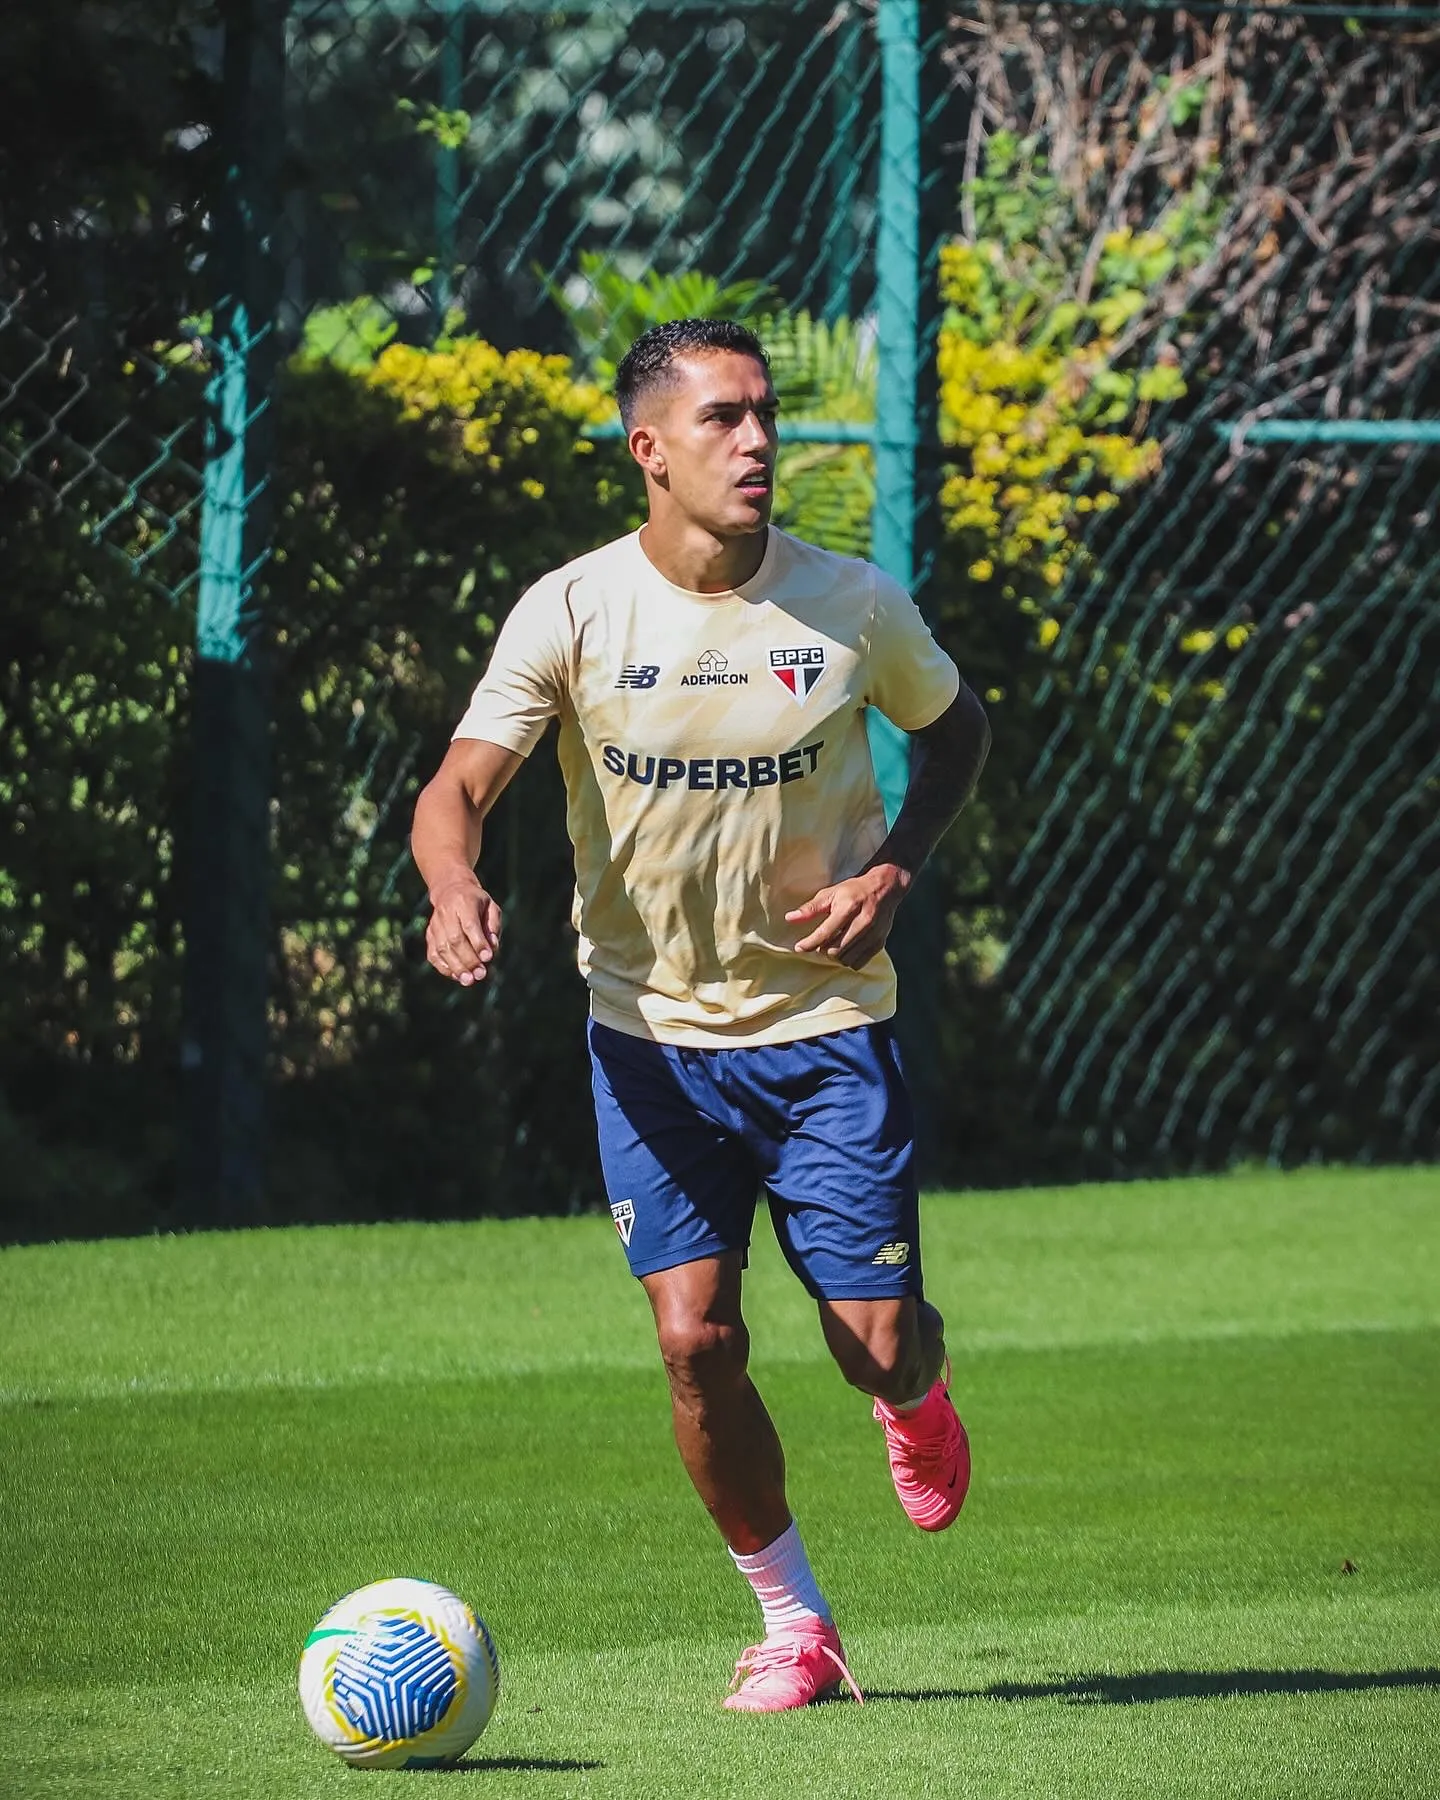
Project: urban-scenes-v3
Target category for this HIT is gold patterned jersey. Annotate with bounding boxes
[453,527,960,1046]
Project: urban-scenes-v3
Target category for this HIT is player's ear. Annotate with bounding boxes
[629,423,666,482]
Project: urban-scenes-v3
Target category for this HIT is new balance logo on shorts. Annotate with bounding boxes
[615,664,660,689]
[872,1241,910,1266]
[610,1199,637,1246]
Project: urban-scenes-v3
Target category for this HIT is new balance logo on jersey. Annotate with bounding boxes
[611,1199,636,1246]
[616,664,660,690]
[872,1241,910,1267]
[770,645,826,700]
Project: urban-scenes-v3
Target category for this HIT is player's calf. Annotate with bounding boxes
[819,1293,943,1404]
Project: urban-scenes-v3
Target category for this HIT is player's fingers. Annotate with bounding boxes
[784,891,833,924]
[793,913,841,953]
[795,895,860,954]
[439,947,484,986]
[426,916,487,985]
[442,921,484,972]
[455,904,495,966]
[837,891,904,965]
[835,902,877,954]
[480,895,504,954]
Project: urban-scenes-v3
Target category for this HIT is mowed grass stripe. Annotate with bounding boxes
[9,1331,1438,1670]
[2,1169,1437,1401]
[3,1170,1438,1798]
[8,1654,1437,1800]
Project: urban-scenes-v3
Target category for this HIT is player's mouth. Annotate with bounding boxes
[736,467,772,498]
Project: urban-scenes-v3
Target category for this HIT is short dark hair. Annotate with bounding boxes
[614,318,770,431]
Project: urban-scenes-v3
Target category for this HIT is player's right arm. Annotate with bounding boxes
[413,570,571,983]
[412,738,524,986]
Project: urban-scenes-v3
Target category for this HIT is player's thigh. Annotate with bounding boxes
[763,1022,923,1301]
[588,1020,758,1280]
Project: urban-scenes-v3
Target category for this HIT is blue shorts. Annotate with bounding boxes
[587,1018,923,1300]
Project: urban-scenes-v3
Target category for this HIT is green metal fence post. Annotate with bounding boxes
[870,0,941,813]
[872,0,925,609]
[181,0,283,1226]
[823,9,864,325]
[870,0,944,1176]
[434,0,463,328]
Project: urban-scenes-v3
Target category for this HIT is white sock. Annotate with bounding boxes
[729,1519,832,1636]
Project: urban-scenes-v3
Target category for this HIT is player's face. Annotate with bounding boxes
[648,352,779,535]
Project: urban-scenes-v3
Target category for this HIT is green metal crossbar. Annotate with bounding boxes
[297,0,782,12]
[582,420,875,444]
[1215,420,1440,445]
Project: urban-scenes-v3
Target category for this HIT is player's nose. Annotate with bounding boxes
[738,408,773,451]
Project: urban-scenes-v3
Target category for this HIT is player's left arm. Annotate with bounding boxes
[787,682,991,968]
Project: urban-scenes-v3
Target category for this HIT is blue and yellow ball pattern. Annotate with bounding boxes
[299,1578,499,1768]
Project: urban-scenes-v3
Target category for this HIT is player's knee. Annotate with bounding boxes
[656,1314,750,1396]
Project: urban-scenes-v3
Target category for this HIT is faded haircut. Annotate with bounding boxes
[614,318,771,431]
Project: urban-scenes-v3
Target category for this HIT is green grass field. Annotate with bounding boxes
[4,1168,1438,1799]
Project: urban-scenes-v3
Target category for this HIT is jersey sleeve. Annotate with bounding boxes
[451,576,572,755]
[863,569,961,731]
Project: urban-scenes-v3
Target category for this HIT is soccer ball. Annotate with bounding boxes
[298,1577,499,1768]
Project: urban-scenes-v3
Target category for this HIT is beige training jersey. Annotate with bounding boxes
[453,527,960,1047]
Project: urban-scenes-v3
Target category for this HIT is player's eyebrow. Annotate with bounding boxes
[697,395,781,413]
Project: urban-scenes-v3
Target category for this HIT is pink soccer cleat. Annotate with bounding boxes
[722,1619,863,1713]
[873,1362,971,1532]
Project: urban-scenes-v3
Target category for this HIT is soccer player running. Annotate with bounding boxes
[411,319,991,1712]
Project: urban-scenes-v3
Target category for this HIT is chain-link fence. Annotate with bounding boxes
[2,0,1437,1236]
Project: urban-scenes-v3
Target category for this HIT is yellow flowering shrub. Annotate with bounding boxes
[938,239,1172,591]
[267,326,640,1116]
[935,127,1215,608]
[365,340,612,476]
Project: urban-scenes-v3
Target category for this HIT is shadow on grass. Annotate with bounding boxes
[867,1668,1440,1707]
[413,1757,604,1773]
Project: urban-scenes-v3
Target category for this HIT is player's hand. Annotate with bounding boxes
[786,865,911,969]
[426,874,503,986]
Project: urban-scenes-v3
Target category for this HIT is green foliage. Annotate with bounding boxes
[0,0,216,317]
[940,128,1220,598]
[762,310,876,559]
[916,131,1224,1176]
[263,335,640,1221]
[1,331,642,1236]
[0,488,194,1242]
[395,96,473,153]
[546,251,776,387]
[0,434,194,1037]
[297,298,399,373]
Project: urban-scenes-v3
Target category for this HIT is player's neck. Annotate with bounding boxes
[639,517,769,594]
